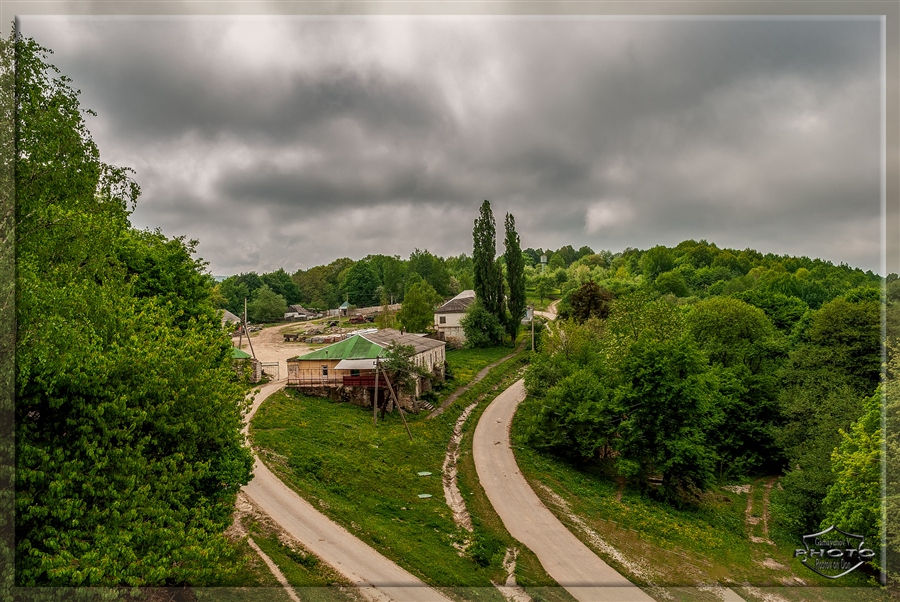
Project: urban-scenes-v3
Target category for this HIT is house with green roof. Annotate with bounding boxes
[286,329,445,410]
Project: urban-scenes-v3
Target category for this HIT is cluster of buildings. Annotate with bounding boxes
[287,328,446,411]
[229,288,529,411]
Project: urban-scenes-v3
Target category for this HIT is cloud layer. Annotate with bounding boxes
[19,15,886,274]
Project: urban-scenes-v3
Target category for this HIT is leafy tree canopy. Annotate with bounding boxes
[397,280,442,333]
[461,302,506,348]
[14,35,252,587]
[248,283,288,322]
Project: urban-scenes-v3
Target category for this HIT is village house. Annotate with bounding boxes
[433,290,476,346]
[283,304,317,321]
[286,328,446,411]
[219,308,242,329]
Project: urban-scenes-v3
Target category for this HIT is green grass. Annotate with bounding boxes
[249,345,533,599]
[192,537,295,602]
[509,397,887,600]
[443,346,515,385]
[525,289,560,312]
[247,527,363,601]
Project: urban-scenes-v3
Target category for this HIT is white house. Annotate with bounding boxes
[434,290,476,346]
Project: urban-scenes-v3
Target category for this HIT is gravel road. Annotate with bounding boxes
[473,378,655,602]
[241,351,451,602]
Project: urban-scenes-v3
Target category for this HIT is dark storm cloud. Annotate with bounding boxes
[17,15,887,275]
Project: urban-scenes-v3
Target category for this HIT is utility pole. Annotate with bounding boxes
[531,305,535,352]
[374,357,380,426]
[382,370,413,441]
[244,297,256,359]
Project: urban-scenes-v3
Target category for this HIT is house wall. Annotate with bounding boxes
[287,359,342,387]
[434,312,466,345]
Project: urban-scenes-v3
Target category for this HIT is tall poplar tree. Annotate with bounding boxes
[504,212,526,340]
[469,200,506,345]
[473,200,500,316]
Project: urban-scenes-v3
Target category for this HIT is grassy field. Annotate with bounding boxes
[249,343,552,600]
[525,288,560,312]
[509,396,889,602]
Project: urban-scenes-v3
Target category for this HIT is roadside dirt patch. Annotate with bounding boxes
[757,558,787,571]
[493,548,532,602]
[534,483,665,592]
[442,400,480,533]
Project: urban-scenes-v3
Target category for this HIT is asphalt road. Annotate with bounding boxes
[242,380,452,602]
[473,378,655,602]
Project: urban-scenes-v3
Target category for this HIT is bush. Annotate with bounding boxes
[461,302,506,347]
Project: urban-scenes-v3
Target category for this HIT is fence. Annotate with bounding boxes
[260,362,279,380]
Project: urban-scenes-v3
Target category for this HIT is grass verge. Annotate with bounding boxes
[510,395,888,601]
[249,343,532,600]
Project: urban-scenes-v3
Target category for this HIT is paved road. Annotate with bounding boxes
[242,381,451,602]
[473,379,654,602]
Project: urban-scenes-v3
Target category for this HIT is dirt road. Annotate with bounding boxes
[242,345,452,602]
[473,379,654,602]
[234,323,314,380]
[533,299,559,322]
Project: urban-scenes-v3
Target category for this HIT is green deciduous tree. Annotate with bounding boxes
[776,292,882,534]
[639,245,675,282]
[248,283,288,322]
[612,333,721,503]
[261,268,302,305]
[461,302,506,348]
[408,249,450,298]
[687,297,787,477]
[503,213,526,340]
[821,387,883,569]
[343,260,380,307]
[397,280,442,333]
[14,35,252,587]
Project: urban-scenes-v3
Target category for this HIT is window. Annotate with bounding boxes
[350,369,360,377]
[439,316,446,324]
[322,365,329,377]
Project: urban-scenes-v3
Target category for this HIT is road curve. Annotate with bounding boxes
[242,381,451,602]
[473,379,654,602]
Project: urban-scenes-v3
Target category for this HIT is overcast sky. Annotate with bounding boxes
[18,15,887,275]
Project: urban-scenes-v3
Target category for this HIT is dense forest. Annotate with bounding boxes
[513,239,890,573]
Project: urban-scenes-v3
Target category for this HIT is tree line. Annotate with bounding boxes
[214,239,585,325]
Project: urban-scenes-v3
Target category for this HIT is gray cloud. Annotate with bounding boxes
[18,15,888,275]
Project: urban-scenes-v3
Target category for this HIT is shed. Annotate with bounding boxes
[231,346,261,382]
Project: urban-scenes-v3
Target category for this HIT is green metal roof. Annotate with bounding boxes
[231,347,252,359]
[293,335,384,361]
[339,301,351,309]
